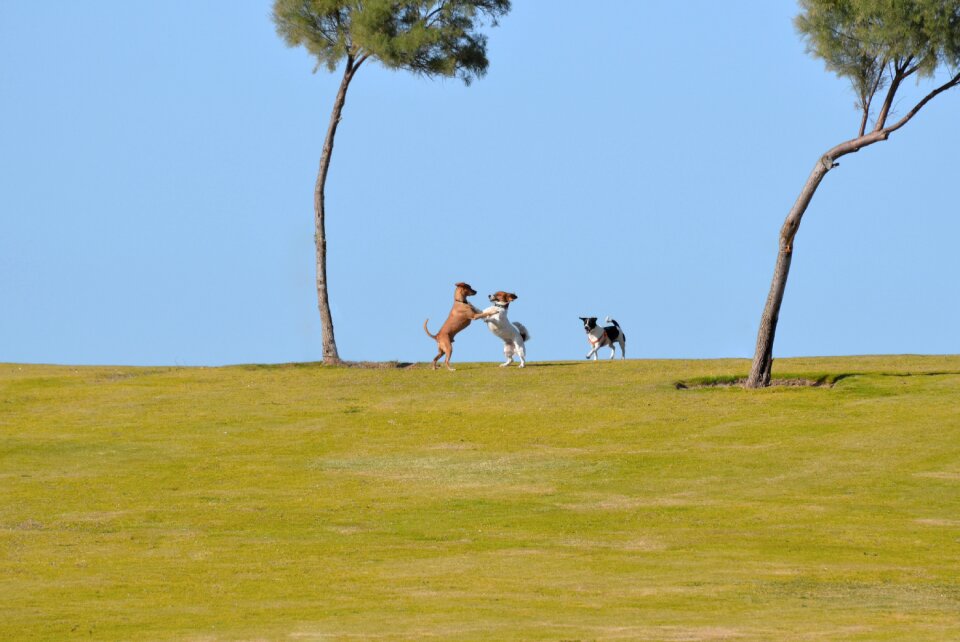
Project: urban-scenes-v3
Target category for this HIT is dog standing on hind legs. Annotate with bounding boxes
[481,291,530,367]
[580,316,626,360]
[424,282,496,371]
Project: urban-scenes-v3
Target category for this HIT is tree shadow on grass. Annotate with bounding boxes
[675,374,845,390]
[675,370,960,390]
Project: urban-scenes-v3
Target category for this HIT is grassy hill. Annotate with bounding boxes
[3,356,960,640]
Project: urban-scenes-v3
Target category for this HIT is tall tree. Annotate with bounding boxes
[273,0,510,364]
[747,0,960,388]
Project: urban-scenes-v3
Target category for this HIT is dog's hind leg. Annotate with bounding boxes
[516,343,526,368]
[442,341,456,371]
[500,344,514,367]
[433,337,454,370]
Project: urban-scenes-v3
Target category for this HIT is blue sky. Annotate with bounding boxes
[2,1,958,366]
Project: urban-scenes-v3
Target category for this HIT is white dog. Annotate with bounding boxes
[482,291,530,367]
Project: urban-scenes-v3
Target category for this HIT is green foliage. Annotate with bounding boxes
[796,0,960,114]
[273,0,510,82]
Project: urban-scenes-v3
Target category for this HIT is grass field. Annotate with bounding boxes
[3,356,960,641]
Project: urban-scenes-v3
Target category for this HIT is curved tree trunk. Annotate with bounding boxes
[748,246,793,388]
[314,56,363,364]
[745,157,833,388]
[746,131,888,388]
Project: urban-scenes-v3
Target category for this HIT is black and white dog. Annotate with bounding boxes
[482,291,530,367]
[579,316,626,360]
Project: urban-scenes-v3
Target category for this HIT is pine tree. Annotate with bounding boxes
[273,0,510,363]
[747,0,960,388]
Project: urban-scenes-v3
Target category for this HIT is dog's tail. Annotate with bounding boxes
[423,319,438,340]
[513,322,530,342]
[605,317,625,341]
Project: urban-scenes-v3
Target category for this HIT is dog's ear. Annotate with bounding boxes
[509,293,518,300]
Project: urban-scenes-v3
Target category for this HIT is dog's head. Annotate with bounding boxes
[454,282,477,299]
[488,291,518,307]
[579,317,599,332]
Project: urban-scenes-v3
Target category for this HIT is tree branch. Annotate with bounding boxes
[826,69,960,161]
[425,1,448,21]
[882,71,960,135]
[873,57,915,131]
[424,1,450,29]
[857,106,869,138]
[858,59,887,137]
[825,129,887,162]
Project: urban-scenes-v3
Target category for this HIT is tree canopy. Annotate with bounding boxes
[796,0,960,133]
[273,0,511,82]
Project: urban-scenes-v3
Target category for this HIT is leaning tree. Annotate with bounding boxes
[273,0,510,364]
[747,0,960,388]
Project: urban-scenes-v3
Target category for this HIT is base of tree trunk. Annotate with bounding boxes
[744,364,772,389]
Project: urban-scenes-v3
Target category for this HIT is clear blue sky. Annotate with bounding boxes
[2,1,958,366]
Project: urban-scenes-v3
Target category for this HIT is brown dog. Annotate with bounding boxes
[423,282,495,371]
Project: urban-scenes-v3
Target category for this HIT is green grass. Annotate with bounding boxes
[2,356,960,640]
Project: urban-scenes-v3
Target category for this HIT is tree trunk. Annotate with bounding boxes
[314,57,362,365]
[745,157,833,388]
[745,122,910,387]
[748,247,793,388]
[746,130,890,388]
